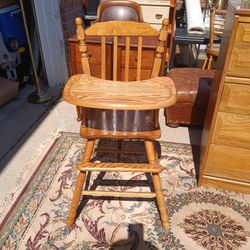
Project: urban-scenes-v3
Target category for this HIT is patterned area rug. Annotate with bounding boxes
[0,132,249,250]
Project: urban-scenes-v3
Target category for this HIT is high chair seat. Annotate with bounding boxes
[64,74,176,140]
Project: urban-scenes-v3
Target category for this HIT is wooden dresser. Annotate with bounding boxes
[131,0,172,30]
[131,0,176,63]
[199,0,250,194]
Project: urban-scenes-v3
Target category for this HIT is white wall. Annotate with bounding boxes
[33,0,68,86]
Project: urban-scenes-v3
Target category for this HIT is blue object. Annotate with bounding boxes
[0,4,26,47]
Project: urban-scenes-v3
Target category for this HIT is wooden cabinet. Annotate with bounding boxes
[199,0,250,194]
[227,22,250,77]
[131,0,176,63]
[131,0,171,30]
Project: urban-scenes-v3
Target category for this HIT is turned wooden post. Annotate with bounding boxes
[75,17,90,122]
[145,140,169,229]
[151,18,169,78]
[67,139,95,226]
[75,17,91,75]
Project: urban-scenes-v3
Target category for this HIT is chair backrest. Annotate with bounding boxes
[75,18,169,81]
[96,0,144,22]
[209,8,226,50]
[210,0,228,10]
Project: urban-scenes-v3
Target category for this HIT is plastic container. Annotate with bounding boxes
[0,4,26,47]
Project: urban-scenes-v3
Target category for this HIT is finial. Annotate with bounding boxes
[162,18,169,26]
[75,17,83,26]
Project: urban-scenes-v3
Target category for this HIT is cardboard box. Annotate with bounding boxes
[0,77,19,107]
[0,0,17,8]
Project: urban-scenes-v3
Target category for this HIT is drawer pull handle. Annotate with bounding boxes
[155,14,163,19]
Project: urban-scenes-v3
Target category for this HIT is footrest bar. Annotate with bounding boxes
[77,162,162,173]
[82,190,156,198]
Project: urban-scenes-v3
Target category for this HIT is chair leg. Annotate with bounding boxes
[145,140,169,229]
[202,55,208,70]
[207,55,213,69]
[66,139,95,226]
[152,173,169,229]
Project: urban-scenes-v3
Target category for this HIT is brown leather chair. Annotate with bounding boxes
[96,0,144,22]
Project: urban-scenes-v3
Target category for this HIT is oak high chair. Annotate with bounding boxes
[63,17,176,229]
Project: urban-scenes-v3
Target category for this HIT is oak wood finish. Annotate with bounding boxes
[136,36,143,80]
[204,144,250,183]
[225,76,250,85]
[63,74,176,110]
[69,36,164,80]
[64,18,176,229]
[77,162,162,173]
[125,36,131,81]
[145,140,169,228]
[199,0,250,194]
[85,20,159,37]
[202,9,226,70]
[81,190,156,198]
[212,112,250,149]
[220,82,250,115]
[66,139,95,226]
[101,36,106,79]
[227,22,250,77]
[80,126,161,140]
[200,176,250,194]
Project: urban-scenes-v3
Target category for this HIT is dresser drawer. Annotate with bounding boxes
[228,22,250,78]
[205,144,250,183]
[212,112,250,149]
[121,48,154,69]
[220,83,250,115]
[141,5,169,24]
[74,43,112,79]
[76,44,101,65]
[121,68,151,81]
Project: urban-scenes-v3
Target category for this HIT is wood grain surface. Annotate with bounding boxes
[212,111,250,149]
[220,83,250,115]
[205,144,250,183]
[85,20,159,37]
[63,74,176,110]
[199,2,250,193]
[228,22,250,78]
[77,162,162,173]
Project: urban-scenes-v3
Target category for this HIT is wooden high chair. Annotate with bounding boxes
[63,18,176,229]
[202,8,226,69]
